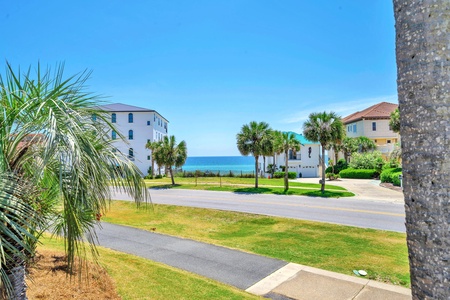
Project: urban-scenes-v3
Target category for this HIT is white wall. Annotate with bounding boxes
[265,144,320,178]
[109,111,168,175]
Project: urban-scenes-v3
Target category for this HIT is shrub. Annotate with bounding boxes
[380,168,403,185]
[326,158,348,174]
[155,174,163,179]
[349,151,385,173]
[273,172,297,179]
[339,168,377,179]
[326,172,340,180]
[391,171,403,186]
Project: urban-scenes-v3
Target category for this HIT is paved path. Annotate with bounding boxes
[96,222,411,299]
[97,222,287,289]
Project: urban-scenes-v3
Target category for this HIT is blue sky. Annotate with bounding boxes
[2,1,397,156]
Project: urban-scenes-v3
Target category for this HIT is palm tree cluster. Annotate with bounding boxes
[0,63,149,299]
[145,135,187,185]
[236,122,302,191]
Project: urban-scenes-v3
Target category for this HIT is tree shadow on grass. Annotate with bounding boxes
[302,190,354,198]
[233,187,272,194]
[149,184,181,190]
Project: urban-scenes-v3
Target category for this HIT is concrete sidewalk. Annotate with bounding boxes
[248,263,411,300]
[97,223,411,299]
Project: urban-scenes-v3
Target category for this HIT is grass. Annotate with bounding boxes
[144,177,354,197]
[104,201,410,287]
[36,236,261,300]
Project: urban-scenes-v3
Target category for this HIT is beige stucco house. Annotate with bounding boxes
[342,102,400,158]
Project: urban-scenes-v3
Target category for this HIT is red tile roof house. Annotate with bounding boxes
[341,102,400,158]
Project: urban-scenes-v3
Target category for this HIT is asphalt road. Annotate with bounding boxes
[110,188,406,232]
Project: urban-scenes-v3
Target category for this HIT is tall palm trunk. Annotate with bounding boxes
[284,149,289,191]
[169,166,175,185]
[320,144,325,193]
[254,156,259,188]
[394,1,450,299]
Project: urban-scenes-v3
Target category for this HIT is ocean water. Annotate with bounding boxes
[182,156,255,174]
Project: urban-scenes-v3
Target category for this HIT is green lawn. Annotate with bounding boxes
[38,236,260,300]
[104,201,410,287]
[144,177,354,197]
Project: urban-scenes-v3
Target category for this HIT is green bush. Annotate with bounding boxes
[391,171,402,186]
[273,171,297,179]
[155,174,163,179]
[326,172,340,180]
[381,168,403,186]
[326,158,348,174]
[349,151,385,173]
[339,168,377,179]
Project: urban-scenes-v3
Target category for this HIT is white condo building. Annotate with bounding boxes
[98,103,169,176]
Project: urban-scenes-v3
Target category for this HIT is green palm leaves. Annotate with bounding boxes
[146,136,187,185]
[0,63,148,298]
[236,121,272,188]
[303,112,344,193]
[274,132,301,191]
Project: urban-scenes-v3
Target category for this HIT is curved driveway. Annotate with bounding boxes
[110,185,406,232]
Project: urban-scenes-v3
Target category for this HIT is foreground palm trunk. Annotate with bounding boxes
[394,1,450,299]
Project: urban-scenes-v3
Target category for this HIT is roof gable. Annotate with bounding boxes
[98,103,154,112]
[342,102,398,124]
[97,103,169,122]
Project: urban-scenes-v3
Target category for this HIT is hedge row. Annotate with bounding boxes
[339,168,378,179]
[380,168,403,186]
[273,171,297,179]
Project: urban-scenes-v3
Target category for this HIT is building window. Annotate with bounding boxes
[92,114,97,122]
[112,130,117,140]
[353,124,357,133]
[387,140,392,144]
[147,155,151,160]
[128,148,134,159]
[128,113,133,123]
[147,121,151,125]
[372,122,377,131]
[289,150,297,160]
[111,113,116,123]
[128,130,133,140]
[347,126,351,132]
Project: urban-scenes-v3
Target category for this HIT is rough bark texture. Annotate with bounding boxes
[393,1,450,299]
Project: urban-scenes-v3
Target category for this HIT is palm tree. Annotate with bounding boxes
[394,1,449,298]
[0,63,148,299]
[355,136,377,153]
[303,112,344,193]
[260,132,275,178]
[274,132,301,191]
[159,135,187,185]
[145,140,162,178]
[389,108,400,133]
[236,121,271,188]
[341,137,358,163]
